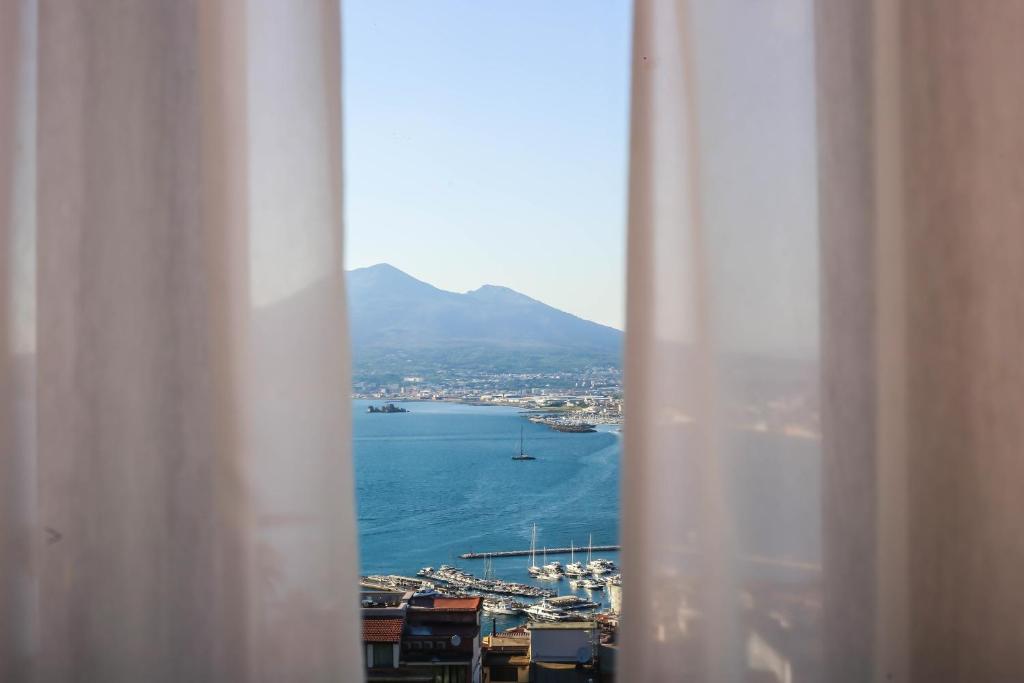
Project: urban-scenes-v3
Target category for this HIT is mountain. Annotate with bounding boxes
[347,263,622,379]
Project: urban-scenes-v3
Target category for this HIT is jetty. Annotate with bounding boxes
[418,565,555,599]
[460,545,620,559]
[361,574,434,592]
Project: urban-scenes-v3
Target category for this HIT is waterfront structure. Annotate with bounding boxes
[405,594,484,683]
[360,591,484,683]
[361,591,411,677]
[417,565,554,599]
[529,621,601,682]
[482,628,531,683]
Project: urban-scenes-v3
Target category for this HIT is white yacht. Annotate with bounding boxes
[483,598,520,616]
[542,560,564,575]
[545,595,601,613]
[581,578,605,591]
[523,603,573,622]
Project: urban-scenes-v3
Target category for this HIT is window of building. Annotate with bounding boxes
[430,666,468,683]
[490,666,519,682]
[370,643,393,668]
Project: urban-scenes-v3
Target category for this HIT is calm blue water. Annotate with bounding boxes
[353,399,821,631]
[354,400,621,574]
[354,400,622,631]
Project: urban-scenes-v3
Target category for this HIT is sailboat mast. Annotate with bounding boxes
[520,426,524,456]
[588,533,593,564]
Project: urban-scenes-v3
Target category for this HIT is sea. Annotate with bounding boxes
[353,399,621,631]
[353,398,822,632]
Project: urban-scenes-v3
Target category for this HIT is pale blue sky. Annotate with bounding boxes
[341,1,633,330]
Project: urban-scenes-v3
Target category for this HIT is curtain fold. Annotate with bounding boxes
[1,1,38,680]
[624,0,1024,681]
[8,1,1024,681]
[1,1,361,681]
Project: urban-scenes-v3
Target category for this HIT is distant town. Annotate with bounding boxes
[354,361,821,439]
[354,366,625,428]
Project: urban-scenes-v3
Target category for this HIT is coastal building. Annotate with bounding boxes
[361,591,411,678]
[482,626,531,682]
[404,594,484,683]
[529,621,600,683]
[360,591,484,682]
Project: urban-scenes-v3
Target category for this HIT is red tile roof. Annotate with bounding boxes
[363,617,404,643]
[431,597,482,611]
[499,626,530,638]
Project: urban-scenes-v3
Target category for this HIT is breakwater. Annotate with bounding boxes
[460,545,621,559]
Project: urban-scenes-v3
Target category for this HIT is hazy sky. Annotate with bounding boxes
[341,0,633,330]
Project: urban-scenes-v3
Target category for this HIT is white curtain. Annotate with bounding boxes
[7,1,1024,682]
[0,1,361,681]
[623,0,1024,682]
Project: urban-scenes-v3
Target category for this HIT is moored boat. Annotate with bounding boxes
[523,603,574,622]
[483,598,521,616]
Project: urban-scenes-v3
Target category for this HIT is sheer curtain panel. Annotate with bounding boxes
[0,1,362,681]
[623,0,1024,681]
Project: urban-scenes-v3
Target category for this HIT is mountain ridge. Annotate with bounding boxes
[347,263,622,379]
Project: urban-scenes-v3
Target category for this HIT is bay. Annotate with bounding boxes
[354,399,622,580]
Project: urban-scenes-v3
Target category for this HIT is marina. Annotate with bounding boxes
[362,567,618,625]
[417,565,556,599]
[361,558,621,626]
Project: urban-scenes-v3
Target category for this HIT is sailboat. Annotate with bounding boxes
[586,532,616,574]
[565,539,587,577]
[527,524,541,576]
[511,426,536,460]
[537,547,563,580]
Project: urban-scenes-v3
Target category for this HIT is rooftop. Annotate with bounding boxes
[426,597,483,611]
[363,617,405,643]
[500,626,531,638]
[529,621,597,631]
[361,591,412,608]
[484,635,530,656]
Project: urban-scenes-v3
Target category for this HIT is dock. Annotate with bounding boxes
[418,567,555,598]
[361,575,433,592]
[460,545,621,559]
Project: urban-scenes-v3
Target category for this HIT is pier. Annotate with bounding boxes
[418,566,555,598]
[460,545,621,559]
[361,575,433,592]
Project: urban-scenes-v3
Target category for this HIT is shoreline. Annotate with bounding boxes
[353,395,624,429]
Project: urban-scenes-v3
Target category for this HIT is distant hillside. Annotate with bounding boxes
[347,263,622,379]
